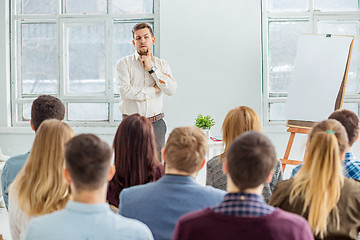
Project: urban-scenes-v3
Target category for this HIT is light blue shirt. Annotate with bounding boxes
[1,151,29,210]
[24,201,154,240]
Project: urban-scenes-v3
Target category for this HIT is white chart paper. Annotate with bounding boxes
[285,34,353,122]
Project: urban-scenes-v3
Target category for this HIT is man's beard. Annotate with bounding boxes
[137,48,149,56]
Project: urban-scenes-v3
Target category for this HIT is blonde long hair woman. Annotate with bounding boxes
[206,106,283,202]
[270,119,360,239]
[8,119,74,240]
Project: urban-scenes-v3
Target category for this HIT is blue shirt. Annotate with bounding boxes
[213,192,275,217]
[1,151,29,210]
[23,201,154,240]
[291,152,360,181]
[119,174,226,240]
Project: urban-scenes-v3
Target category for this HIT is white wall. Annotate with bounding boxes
[2,0,353,178]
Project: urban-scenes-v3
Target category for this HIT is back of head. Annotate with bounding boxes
[132,22,154,38]
[31,95,65,131]
[227,131,276,191]
[222,106,262,156]
[165,126,207,174]
[328,109,359,147]
[111,114,158,188]
[14,119,74,215]
[65,134,112,191]
[291,119,348,237]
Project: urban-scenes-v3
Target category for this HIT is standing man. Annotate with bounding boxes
[116,23,177,159]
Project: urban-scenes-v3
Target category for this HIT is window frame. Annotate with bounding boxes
[262,0,360,127]
[10,0,160,127]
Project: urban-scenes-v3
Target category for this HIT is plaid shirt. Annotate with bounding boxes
[291,152,360,181]
[212,193,275,217]
[343,152,360,181]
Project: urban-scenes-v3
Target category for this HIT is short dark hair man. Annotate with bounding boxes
[116,22,177,160]
[24,134,154,240]
[173,132,313,240]
[1,95,65,210]
[292,109,360,180]
[119,127,225,240]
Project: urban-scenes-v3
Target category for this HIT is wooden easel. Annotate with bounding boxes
[280,127,311,172]
[281,34,354,173]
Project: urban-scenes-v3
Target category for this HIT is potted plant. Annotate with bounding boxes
[194,114,215,140]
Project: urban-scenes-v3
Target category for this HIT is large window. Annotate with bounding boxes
[262,0,360,125]
[11,0,159,127]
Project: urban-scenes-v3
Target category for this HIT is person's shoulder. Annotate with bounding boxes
[116,54,136,65]
[180,208,212,221]
[121,180,159,198]
[4,152,29,168]
[111,214,153,238]
[342,177,360,194]
[199,185,227,198]
[207,155,221,167]
[26,208,66,232]
[2,152,29,180]
[272,208,307,224]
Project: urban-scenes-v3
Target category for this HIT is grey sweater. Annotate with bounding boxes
[206,155,283,202]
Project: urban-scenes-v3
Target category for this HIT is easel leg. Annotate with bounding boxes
[282,132,295,172]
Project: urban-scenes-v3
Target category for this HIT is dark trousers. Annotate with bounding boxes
[152,119,166,162]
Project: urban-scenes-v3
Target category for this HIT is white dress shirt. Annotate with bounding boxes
[117,52,177,118]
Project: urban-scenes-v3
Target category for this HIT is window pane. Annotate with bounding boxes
[22,23,57,95]
[268,0,308,11]
[113,102,122,120]
[269,103,286,121]
[113,0,153,14]
[268,21,310,94]
[315,0,358,11]
[20,103,32,121]
[68,103,108,120]
[113,22,154,94]
[66,0,107,14]
[317,21,359,94]
[67,24,105,93]
[342,102,358,114]
[22,0,57,14]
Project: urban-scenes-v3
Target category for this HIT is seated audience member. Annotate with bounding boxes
[8,120,74,240]
[173,132,313,240]
[270,120,360,239]
[292,109,360,180]
[107,114,163,208]
[119,127,226,240]
[206,106,282,202]
[24,134,154,240]
[1,95,65,210]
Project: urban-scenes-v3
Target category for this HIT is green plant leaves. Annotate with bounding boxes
[194,114,215,130]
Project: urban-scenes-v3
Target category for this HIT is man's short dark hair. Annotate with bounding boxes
[227,131,277,191]
[132,22,154,38]
[31,95,65,131]
[65,134,112,191]
[328,109,360,147]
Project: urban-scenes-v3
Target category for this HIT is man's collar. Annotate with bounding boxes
[133,51,155,62]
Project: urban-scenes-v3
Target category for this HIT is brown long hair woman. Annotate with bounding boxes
[270,119,360,239]
[206,106,283,202]
[107,114,163,207]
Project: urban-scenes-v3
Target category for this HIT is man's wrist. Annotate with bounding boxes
[148,66,157,74]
